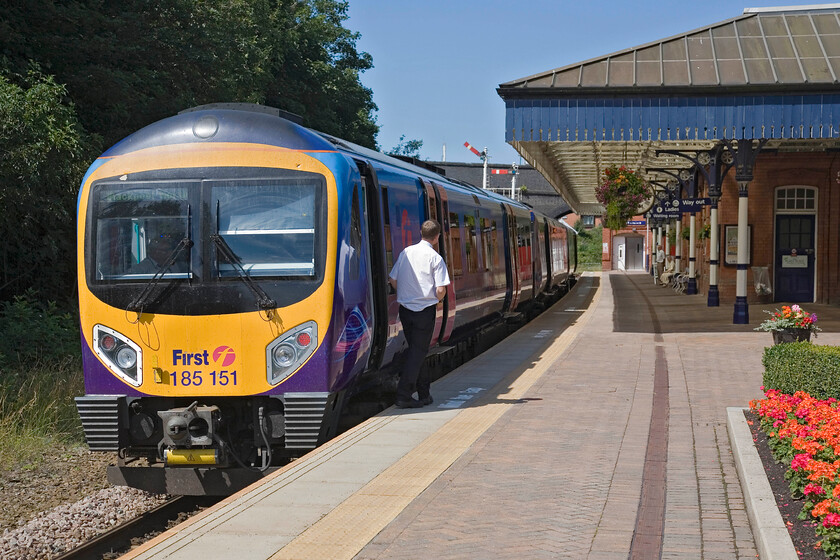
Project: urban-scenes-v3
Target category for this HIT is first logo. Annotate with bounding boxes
[213,346,236,367]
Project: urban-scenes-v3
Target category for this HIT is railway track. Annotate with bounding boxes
[54,495,220,560]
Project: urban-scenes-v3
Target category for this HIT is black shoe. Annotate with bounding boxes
[395,398,423,409]
[419,395,434,406]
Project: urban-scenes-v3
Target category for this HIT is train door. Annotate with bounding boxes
[543,220,553,289]
[354,161,388,372]
[502,204,520,312]
[533,214,547,293]
[422,180,456,344]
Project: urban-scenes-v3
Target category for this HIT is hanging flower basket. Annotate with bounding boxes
[595,165,651,231]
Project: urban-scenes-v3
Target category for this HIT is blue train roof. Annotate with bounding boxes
[101,103,336,157]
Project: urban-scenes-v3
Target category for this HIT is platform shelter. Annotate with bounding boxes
[497,4,840,323]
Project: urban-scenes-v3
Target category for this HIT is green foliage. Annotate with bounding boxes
[0,72,95,304]
[0,293,84,468]
[388,135,424,158]
[817,525,840,559]
[762,342,840,399]
[573,221,603,270]
[0,0,378,149]
[0,291,81,371]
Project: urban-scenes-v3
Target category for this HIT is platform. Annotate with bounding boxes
[120,272,840,560]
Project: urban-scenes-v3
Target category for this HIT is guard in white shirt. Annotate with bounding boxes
[388,220,450,408]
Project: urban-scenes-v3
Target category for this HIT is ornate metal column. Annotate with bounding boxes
[721,139,767,324]
[704,145,734,307]
[684,173,699,295]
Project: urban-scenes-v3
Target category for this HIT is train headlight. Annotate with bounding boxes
[93,325,142,387]
[272,344,296,368]
[116,347,137,369]
[266,321,317,386]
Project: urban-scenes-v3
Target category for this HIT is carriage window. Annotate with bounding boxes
[465,214,479,273]
[212,179,321,278]
[482,218,496,271]
[93,185,192,281]
[382,186,394,272]
[448,212,463,278]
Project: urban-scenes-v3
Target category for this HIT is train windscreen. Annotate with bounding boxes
[212,181,316,278]
[93,184,193,281]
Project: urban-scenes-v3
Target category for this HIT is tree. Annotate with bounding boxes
[0,72,94,304]
[388,135,424,158]
[0,0,378,149]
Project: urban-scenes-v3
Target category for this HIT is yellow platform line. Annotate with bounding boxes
[270,278,600,560]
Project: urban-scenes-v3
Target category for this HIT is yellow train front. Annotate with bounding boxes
[75,105,354,494]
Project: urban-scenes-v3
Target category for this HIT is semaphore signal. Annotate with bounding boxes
[464,141,489,189]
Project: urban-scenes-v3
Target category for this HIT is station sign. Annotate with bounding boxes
[679,198,711,213]
[650,199,680,219]
[626,220,646,226]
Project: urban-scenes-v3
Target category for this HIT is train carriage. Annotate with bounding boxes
[75,104,576,495]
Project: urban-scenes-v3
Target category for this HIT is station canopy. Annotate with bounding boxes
[497,4,840,215]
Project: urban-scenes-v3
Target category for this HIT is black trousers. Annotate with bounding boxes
[397,304,436,401]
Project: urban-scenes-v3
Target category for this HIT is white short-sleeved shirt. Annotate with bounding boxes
[389,240,451,312]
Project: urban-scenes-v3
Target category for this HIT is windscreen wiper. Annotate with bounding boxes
[210,234,276,313]
[127,237,194,314]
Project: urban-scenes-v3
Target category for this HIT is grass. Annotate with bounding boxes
[0,359,85,471]
[577,261,603,272]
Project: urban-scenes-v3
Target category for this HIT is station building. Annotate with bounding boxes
[497,4,840,322]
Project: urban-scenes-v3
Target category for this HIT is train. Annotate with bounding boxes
[75,103,577,495]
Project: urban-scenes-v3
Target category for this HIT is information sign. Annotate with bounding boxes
[679,198,711,213]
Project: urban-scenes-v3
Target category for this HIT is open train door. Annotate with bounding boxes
[502,202,521,312]
[422,179,455,344]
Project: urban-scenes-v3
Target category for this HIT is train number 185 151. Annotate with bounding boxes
[171,370,238,386]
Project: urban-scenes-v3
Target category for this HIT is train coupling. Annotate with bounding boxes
[158,401,219,447]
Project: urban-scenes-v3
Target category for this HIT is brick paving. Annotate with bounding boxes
[356,271,840,559]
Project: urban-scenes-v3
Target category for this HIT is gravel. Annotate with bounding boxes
[0,445,168,559]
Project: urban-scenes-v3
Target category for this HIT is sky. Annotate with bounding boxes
[346,0,821,165]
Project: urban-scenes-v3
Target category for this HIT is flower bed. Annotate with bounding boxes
[751,389,840,557]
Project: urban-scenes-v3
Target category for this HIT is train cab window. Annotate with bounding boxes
[92,184,192,281]
[448,211,463,278]
[211,179,322,278]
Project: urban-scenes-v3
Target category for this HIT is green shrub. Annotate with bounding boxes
[762,342,840,399]
[0,291,80,371]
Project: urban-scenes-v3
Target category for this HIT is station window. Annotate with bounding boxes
[776,187,816,212]
[582,215,596,228]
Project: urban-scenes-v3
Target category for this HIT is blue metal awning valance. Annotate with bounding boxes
[505,94,840,143]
